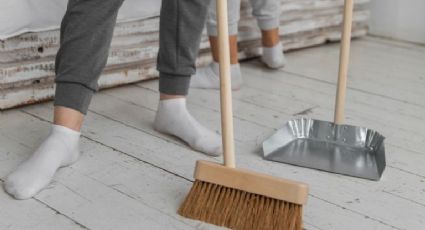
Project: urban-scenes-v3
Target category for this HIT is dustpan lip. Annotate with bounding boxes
[263,117,386,150]
[287,117,384,136]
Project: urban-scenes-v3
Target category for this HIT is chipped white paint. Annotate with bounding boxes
[0,0,371,110]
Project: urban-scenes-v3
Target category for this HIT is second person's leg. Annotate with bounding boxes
[155,0,222,156]
[250,0,286,68]
[190,0,243,90]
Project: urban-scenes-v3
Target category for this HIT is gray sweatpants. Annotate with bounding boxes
[206,0,280,36]
[54,0,210,114]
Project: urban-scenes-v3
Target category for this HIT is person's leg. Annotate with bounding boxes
[250,0,286,68]
[209,35,239,65]
[4,0,124,200]
[155,0,222,156]
[190,0,243,90]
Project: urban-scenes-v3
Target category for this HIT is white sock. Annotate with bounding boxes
[190,62,242,90]
[4,125,80,200]
[154,98,222,156]
[261,42,286,69]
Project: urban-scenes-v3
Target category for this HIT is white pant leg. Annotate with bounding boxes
[249,0,280,30]
[206,0,241,36]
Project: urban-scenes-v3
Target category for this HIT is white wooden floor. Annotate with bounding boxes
[1,36,425,230]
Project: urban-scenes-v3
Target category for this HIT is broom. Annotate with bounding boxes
[178,0,309,229]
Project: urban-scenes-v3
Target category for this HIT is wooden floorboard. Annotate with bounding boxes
[0,181,87,230]
[0,111,220,230]
[1,37,424,229]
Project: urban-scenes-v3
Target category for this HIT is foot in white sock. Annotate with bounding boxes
[190,62,242,90]
[154,98,222,156]
[4,125,80,200]
[261,42,286,69]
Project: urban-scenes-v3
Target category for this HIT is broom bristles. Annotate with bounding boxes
[179,180,303,230]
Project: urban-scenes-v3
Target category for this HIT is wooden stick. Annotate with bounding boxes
[217,0,235,168]
[334,0,354,124]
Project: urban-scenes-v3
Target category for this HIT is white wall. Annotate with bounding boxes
[368,0,425,44]
[0,0,161,40]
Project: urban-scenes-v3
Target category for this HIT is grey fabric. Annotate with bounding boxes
[206,0,280,36]
[157,0,211,95]
[54,0,210,114]
[54,0,125,114]
[54,82,94,114]
[207,0,241,36]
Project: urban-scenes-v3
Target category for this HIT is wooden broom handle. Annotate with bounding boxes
[334,0,354,124]
[217,0,236,168]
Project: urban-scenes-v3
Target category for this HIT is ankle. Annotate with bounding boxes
[155,98,187,125]
[50,125,81,165]
[210,35,239,64]
[160,94,186,101]
[261,28,280,48]
[157,97,186,110]
[53,106,84,132]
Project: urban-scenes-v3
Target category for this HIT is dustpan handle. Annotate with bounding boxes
[334,0,354,124]
[217,0,236,168]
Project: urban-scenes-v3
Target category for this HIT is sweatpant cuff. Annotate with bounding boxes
[258,18,280,31]
[159,72,191,95]
[54,82,95,115]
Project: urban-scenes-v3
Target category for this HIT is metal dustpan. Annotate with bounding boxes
[263,118,386,180]
[262,0,386,181]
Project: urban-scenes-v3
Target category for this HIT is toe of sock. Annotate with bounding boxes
[192,134,223,157]
[12,187,37,200]
[4,178,17,197]
[200,140,222,157]
[4,176,36,200]
[210,145,223,157]
[194,142,222,157]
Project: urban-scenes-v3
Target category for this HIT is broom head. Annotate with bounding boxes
[178,161,309,230]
